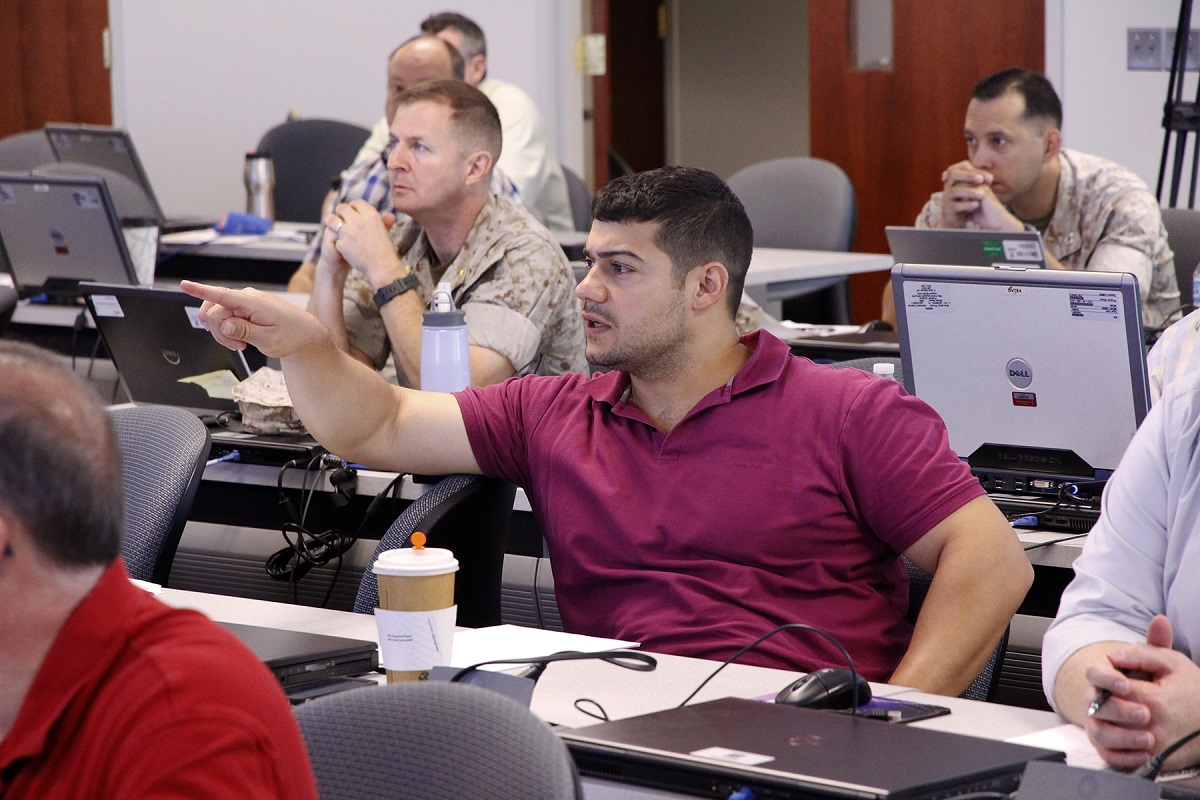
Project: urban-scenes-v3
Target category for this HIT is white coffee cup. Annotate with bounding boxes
[371,538,458,681]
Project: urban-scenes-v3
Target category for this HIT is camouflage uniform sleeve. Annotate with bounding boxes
[463,235,582,375]
[915,194,943,228]
[341,269,391,370]
[1087,189,1180,330]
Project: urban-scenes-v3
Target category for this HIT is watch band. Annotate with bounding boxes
[372,270,421,309]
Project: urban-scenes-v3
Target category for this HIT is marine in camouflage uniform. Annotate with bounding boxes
[917,149,1180,331]
[342,192,587,385]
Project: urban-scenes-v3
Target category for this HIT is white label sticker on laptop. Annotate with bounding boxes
[1001,239,1043,262]
[1069,290,1121,321]
[89,295,124,318]
[690,746,774,766]
[904,282,952,312]
[71,188,102,210]
[185,306,206,329]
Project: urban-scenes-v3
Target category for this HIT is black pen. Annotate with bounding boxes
[1086,688,1112,717]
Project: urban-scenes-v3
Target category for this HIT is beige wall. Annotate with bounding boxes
[666,0,809,179]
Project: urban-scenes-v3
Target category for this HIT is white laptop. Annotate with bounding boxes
[43,123,214,232]
[0,172,138,297]
[892,263,1149,499]
[886,226,1049,270]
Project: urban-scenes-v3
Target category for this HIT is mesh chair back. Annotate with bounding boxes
[256,118,371,222]
[904,557,1008,702]
[561,164,592,232]
[108,405,210,584]
[1161,207,1200,315]
[295,682,582,799]
[0,130,55,170]
[355,474,516,628]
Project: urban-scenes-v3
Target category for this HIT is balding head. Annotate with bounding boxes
[386,34,465,125]
[0,342,122,568]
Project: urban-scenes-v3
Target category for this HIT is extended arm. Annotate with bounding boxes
[182,281,480,475]
[890,495,1032,695]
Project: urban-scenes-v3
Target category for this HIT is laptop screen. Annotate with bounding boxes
[0,173,137,296]
[80,283,251,415]
[44,124,166,222]
[893,264,1149,488]
[886,227,1049,270]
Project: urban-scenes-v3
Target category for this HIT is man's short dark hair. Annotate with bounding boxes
[420,11,487,60]
[390,33,466,81]
[972,68,1062,129]
[592,166,754,316]
[0,342,122,567]
[396,79,502,166]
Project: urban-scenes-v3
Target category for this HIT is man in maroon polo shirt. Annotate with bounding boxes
[186,166,1032,696]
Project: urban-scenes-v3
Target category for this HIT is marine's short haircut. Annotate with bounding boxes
[972,67,1063,130]
[420,11,487,60]
[394,79,502,166]
[0,342,122,567]
[389,33,466,82]
[592,166,754,316]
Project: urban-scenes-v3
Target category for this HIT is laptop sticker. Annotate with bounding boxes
[89,295,124,318]
[71,188,102,210]
[1002,238,1043,261]
[904,282,952,312]
[690,747,774,767]
[185,306,205,329]
[178,370,240,401]
[1069,291,1121,321]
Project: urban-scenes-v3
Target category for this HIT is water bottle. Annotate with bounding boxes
[872,362,897,381]
[243,152,275,220]
[420,282,471,393]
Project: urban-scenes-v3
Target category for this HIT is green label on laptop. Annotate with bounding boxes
[981,240,1005,258]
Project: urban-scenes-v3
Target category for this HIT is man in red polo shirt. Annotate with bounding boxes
[186,166,1032,696]
[0,343,317,799]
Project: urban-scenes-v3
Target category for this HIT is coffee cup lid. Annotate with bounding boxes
[371,546,459,576]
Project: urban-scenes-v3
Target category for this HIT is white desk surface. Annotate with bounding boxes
[160,587,1067,799]
[744,248,893,287]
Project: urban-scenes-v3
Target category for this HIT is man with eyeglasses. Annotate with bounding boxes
[308,79,585,388]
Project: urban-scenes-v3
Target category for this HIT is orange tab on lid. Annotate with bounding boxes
[411,531,426,550]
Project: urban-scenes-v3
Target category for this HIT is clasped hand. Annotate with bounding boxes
[1084,615,1200,771]
[937,161,1021,231]
[321,200,404,287]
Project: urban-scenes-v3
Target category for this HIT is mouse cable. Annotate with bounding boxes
[1133,725,1200,780]
[676,623,860,713]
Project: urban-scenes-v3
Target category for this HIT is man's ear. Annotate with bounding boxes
[1043,127,1063,162]
[690,261,730,312]
[464,150,493,187]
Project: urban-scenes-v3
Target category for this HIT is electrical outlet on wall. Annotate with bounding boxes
[1128,27,1163,71]
[1164,29,1200,71]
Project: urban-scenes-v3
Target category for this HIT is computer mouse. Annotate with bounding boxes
[773,667,872,710]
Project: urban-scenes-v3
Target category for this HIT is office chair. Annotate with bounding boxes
[727,157,858,324]
[32,162,159,222]
[354,474,517,629]
[0,130,55,170]
[561,164,592,232]
[108,405,211,585]
[295,681,582,800]
[1161,206,1200,316]
[904,557,1009,702]
[255,118,371,223]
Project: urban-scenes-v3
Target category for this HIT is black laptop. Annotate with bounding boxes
[0,173,138,298]
[559,698,1064,799]
[44,123,215,232]
[80,282,322,466]
[219,621,378,689]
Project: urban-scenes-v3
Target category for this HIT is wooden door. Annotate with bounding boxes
[0,0,111,138]
[809,0,1044,322]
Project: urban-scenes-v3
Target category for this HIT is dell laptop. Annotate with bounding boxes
[44,123,214,232]
[559,698,1064,799]
[218,621,378,690]
[892,263,1149,510]
[886,227,1050,270]
[80,282,320,465]
[0,173,138,297]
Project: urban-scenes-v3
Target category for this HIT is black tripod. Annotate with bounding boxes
[1158,0,1200,208]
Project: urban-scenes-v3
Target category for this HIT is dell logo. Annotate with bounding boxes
[161,349,181,366]
[1006,358,1032,389]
